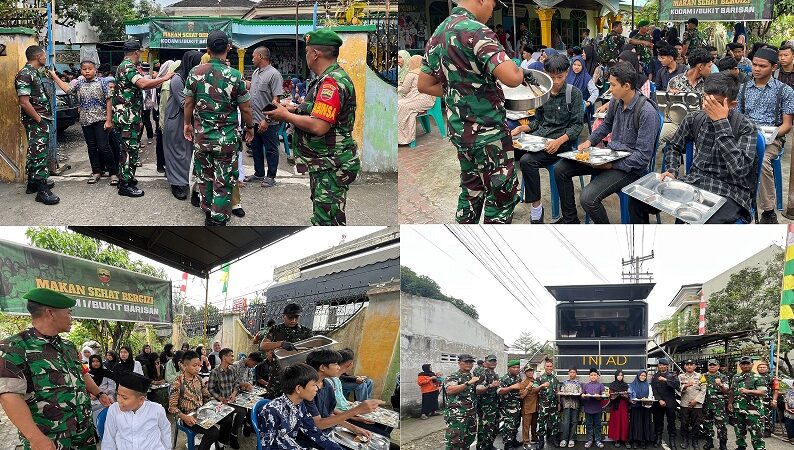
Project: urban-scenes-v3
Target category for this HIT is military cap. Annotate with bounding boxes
[508,359,520,367]
[708,359,719,366]
[116,370,152,395]
[304,29,343,47]
[458,354,475,362]
[477,359,484,365]
[123,39,142,52]
[486,354,497,362]
[637,20,650,28]
[23,288,76,309]
[683,359,696,364]
[657,358,670,365]
[523,365,533,373]
[739,356,753,364]
[207,30,230,53]
[283,303,302,316]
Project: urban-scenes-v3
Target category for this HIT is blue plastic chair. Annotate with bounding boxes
[251,398,271,450]
[277,122,292,158]
[409,97,446,148]
[170,386,197,450]
[96,406,109,441]
[774,143,785,211]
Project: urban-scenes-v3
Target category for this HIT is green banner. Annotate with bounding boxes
[659,0,772,21]
[150,19,232,49]
[0,239,172,324]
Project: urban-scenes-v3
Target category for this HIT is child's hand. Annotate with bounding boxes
[182,414,197,427]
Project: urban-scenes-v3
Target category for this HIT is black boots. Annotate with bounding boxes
[680,435,688,449]
[27,177,54,194]
[550,435,559,448]
[691,437,699,450]
[654,437,662,448]
[536,437,546,450]
[718,441,727,450]
[191,191,201,207]
[669,437,677,449]
[171,185,187,200]
[703,438,713,450]
[118,180,144,197]
[34,179,59,205]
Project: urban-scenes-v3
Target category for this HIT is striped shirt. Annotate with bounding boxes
[167,373,210,415]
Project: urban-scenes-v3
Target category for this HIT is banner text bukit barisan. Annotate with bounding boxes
[34,279,155,305]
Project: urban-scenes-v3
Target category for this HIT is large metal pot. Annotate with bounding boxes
[500,69,553,111]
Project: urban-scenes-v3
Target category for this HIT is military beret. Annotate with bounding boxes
[637,20,650,28]
[486,354,497,362]
[123,39,142,52]
[687,17,699,25]
[23,288,75,309]
[739,356,753,364]
[458,354,475,362]
[684,359,696,364]
[658,358,670,365]
[116,370,152,395]
[508,359,520,367]
[708,359,719,366]
[283,303,302,316]
[477,359,484,365]
[305,29,343,47]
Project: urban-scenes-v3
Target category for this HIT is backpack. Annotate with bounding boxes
[691,110,743,138]
[739,79,784,126]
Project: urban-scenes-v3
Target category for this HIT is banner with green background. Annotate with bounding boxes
[659,0,772,21]
[150,19,232,49]
[0,239,172,324]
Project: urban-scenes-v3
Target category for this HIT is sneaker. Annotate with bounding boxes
[596,443,604,448]
[570,442,576,448]
[561,441,568,448]
[261,176,275,188]
[760,210,779,224]
[243,174,264,182]
[420,414,428,420]
[585,442,593,449]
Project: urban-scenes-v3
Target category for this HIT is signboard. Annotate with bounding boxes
[557,354,648,373]
[659,0,772,22]
[0,239,172,324]
[149,19,232,49]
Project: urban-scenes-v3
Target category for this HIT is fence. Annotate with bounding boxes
[364,13,397,86]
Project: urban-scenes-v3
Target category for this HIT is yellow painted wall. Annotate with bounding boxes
[0,32,38,182]
[336,32,367,154]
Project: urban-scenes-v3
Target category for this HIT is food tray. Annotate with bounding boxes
[512,133,548,153]
[506,109,532,120]
[349,402,400,428]
[231,392,261,410]
[635,398,657,403]
[192,400,235,429]
[248,386,268,397]
[593,111,606,119]
[760,126,778,144]
[581,394,608,398]
[148,382,169,392]
[621,172,727,224]
[557,148,630,166]
[273,335,337,367]
[331,426,390,450]
[559,392,582,396]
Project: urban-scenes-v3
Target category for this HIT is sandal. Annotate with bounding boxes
[87,173,100,184]
[109,175,119,186]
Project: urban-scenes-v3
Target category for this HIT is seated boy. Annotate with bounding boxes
[259,363,343,450]
[102,371,171,450]
[208,348,254,447]
[512,54,584,224]
[333,349,392,437]
[629,72,758,223]
[338,348,374,401]
[555,62,660,223]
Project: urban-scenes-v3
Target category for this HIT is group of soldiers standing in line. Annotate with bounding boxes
[442,354,778,450]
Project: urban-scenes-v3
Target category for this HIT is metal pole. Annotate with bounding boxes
[512,0,516,58]
[296,0,300,77]
[631,0,635,31]
[46,2,57,174]
[203,274,209,347]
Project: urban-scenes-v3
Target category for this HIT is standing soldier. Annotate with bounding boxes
[678,359,706,450]
[628,21,654,77]
[729,356,767,450]
[184,30,254,226]
[756,361,776,437]
[703,359,729,450]
[534,358,562,449]
[476,354,501,450]
[681,18,706,58]
[598,22,627,68]
[15,46,59,205]
[0,288,113,450]
[418,0,538,224]
[498,360,524,450]
[112,39,174,197]
[257,303,312,397]
[443,354,480,450]
[264,29,359,226]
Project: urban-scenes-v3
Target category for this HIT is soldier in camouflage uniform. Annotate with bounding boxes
[534,359,561,449]
[183,30,254,226]
[0,288,113,450]
[112,39,174,197]
[476,354,501,450]
[419,0,539,224]
[628,21,654,75]
[15,45,59,205]
[729,356,767,450]
[756,361,775,437]
[499,360,524,450]
[598,22,627,67]
[258,303,313,397]
[265,29,359,226]
[703,359,729,450]
[443,354,480,450]
[682,18,706,58]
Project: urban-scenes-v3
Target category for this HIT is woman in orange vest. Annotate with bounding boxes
[417,363,442,419]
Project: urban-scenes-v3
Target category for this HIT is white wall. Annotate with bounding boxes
[54,21,100,44]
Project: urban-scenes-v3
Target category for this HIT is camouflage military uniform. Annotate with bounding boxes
[184,58,250,223]
[0,327,96,450]
[476,367,500,450]
[703,372,729,445]
[294,62,360,226]
[499,372,523,445]
[112,58,144,183]
[598,31,627,67]
[444,370,477,450]
[758,372,774,435]
[263,322,312,397]
[535,372,562,439]
[633,33,653,72]
[15,63,52,182]
[422,6,519,224]
[682,29,706,54]
[730,371,767,450]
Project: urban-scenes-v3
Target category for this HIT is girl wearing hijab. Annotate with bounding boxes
[114,345,144,376]
[89,354,117,422]
[104,350,119,371]
[165,350,184,383]
[82,346,94,364]
[398,50,411,97]
[629,370,654,448]
[568,56,598,110]
[137,344,158,379]
[608,370,631,447]
[164,50,202,202]
[195,345,212,373]
[417,363,441,419]
[159,343,174,365]
[398,55,437,146]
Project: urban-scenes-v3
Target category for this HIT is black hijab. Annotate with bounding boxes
[114,345,135,375]
[583,45,597,76]
[419,364,435,376]
[172,350,184,373]
[160,343,174,365]
[618,50,648,88]
[610,369,629,410]
[90,354,116,387]
[104,351,119,370]
[178,50,203,81]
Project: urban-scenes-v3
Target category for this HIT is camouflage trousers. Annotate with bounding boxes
[194,143,239,223]
[445,412,477,450]
[308,167,357,226]
[536,401,560,437]
[22,424,96,450]
[761,402,774,434]
[115,123,143,182]
[455,137,519,224]
[500,405,522,444]
[733,409,765,450]
[703,400,728,441]
[23,119,50,180]
[477,402,500,450]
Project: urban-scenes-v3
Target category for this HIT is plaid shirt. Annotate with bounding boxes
[168,373,210,415]
[664,109,758,220]
[208,363,242,400]
[528,85,584,143]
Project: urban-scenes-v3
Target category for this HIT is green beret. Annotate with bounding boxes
[305,29,343,47]
[508,359,520,367]
[23,288,76,309]
[637,20,650,28]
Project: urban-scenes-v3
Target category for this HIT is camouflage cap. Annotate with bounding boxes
[739,356,753,364]
[305,29,343,47]
[23,288,76,309]
[708,359,719,366]
[486,354,497,361]
[458,354,475,362]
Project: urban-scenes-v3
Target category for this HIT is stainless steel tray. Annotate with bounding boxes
[621,172,727,224]
[557,148,630,166]
[760,126,778,144]
[513,133,548,153]
[273,335,337,367]
[331,426,390,450]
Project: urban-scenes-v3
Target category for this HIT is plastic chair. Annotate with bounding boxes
[173,419,197,450]
[409,97,446,148]
[774,143,785,211]
[251,398,271,450]
[96,406,109,441]
[277,122,291,158]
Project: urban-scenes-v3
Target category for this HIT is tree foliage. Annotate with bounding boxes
[85,0,164,42]
[400,266,479,320]
[511,331,555,358]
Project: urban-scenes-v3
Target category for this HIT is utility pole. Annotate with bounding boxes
[621,225,654,283]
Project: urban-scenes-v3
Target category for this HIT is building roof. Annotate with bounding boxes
[252,0,388,7]
[647,330,754,357]
[546,283,655,302]
[167,0,256,8]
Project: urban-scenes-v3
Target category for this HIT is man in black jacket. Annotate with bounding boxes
[652,358,681,448]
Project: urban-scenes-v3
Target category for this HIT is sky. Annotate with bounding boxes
[0,227,384,309]
[401,225,788,347]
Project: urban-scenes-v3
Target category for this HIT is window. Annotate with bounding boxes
[569,10,588,48]
[558,304,646,339]
[440,353,458,363]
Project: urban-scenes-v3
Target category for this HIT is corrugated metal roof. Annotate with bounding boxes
[299,245,400,280]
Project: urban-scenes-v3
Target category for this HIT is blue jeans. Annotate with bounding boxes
[561,408,579,441]
[252,122,279,178]
[585,412,602,443]
[342,378,373,401]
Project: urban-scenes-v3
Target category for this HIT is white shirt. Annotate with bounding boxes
[101,400,171,450]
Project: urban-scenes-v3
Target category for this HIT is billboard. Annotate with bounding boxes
[0,239,173,324]
[149,19,232,49]
[659,0,772,22]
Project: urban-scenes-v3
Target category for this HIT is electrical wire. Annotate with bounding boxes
[548,227,609,282]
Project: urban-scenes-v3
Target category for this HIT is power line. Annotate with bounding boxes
[474,227,543,310]
[409,227,481,278]
[548,227,609,282]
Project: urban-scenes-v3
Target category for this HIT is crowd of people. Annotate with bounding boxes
[434,355,779,450]
[403,0,794,224]
[15,27,361,225]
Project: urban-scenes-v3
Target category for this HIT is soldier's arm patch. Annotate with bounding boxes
[124,64,142,86]
[310,78,341,124]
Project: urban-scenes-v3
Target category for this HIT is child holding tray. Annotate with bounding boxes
[581,368,606,448]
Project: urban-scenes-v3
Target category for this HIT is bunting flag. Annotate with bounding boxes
[220,264,230,294]
[780,224,794,334]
